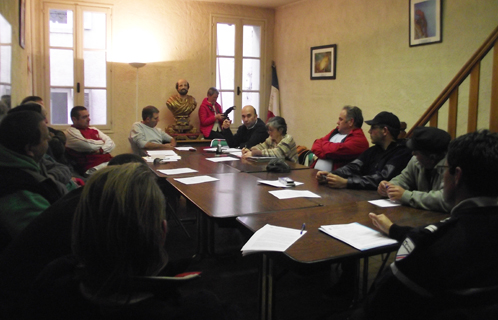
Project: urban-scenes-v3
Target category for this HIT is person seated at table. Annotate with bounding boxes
[65,106,115,175]
[242,116,298,162]
[354,130,498,319]
[199,87,226,139]
[378,126,452,212]
[25,162,237,319]
[311,105,369,171]
[221,105,268,149]
[316,111,412,189]
[130,105,176,154]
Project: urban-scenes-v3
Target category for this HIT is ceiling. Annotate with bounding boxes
[190,0,302,9]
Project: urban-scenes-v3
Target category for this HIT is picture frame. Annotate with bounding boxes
[310,44,337,80]
[19,0,25,49]
[409,0,442,47]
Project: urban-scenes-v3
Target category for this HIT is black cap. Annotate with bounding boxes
[407,127,451,154]
[365,111,400,130]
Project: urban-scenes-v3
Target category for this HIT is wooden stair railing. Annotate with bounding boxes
[407,25,498,139]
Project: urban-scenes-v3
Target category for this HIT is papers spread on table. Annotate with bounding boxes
[174,175,219,185]
[206,157,240,162]
[228,151,243,158]
[222,148,243,153]
[143,156,181,163]
[319,222,398,251]
[269,190,321,199]
[241,224,307,256]
[175,146,196,151]
[368,199,402,207]
[147,150,178,157]
[258,180,304,188]
[157,168,198,175]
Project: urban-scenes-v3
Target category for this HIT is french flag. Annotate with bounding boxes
[267,63,280,121]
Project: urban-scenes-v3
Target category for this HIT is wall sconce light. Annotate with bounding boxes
[129,62,146,121]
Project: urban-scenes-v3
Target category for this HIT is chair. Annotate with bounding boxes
[128,137,147,156]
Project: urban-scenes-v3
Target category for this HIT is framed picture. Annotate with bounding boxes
[19,0,25,49]
[409,0,442,47]
[310,44,337,80]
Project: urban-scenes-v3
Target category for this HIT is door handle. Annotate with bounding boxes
[237,86,241,95]
[77,82,80,93]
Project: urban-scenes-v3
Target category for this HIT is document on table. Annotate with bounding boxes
[175,146,196,151]
[269,190,320,199]
[206,157,240,162]
[258,180,304,188]
[147,150,178,157]
[158,168,198,175]
[222,148,243,153]
[319,222,398,251]
[174,175,219,185]
[241,224,307,255]
[368,199,401,207]
[143,156,181,162]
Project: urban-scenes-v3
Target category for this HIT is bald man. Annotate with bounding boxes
[221,105,268,149]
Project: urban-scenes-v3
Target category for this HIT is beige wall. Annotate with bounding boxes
[274,0,498,147]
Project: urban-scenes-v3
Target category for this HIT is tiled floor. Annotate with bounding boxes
[165,197,396,320]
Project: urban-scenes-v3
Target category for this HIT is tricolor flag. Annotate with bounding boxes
[267,63,280,121]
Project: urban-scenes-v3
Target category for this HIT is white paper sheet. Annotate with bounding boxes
[147,150,178,157]
[174,175,219,185]
[157,168,198,175]
[241,224,307,255]
[268,190,321,199]
[175,147,196,151]
[257,180,304,188]
[319,222,398,251]
[229,151,243,158]
[368,199,402,207]
[222,148,243,153]
[206,157,240,162]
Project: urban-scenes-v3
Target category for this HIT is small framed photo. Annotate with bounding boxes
[310,44,337,80]
[409,0,442,47]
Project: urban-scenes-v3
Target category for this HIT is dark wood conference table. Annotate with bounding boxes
[237,202,449,320]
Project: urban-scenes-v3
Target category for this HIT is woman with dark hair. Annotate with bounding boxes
[242,116,298,162]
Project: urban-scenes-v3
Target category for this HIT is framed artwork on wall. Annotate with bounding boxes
[19,0,26,49]
[310,44,336,80]
[409,0,442,47]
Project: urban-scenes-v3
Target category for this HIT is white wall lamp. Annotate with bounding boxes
[129,62,146,122]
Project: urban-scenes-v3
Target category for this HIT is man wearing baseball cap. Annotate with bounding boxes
[316,111,412,190]
[378,126,452,212]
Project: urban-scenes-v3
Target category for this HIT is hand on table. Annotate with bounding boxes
[368,213,393,235]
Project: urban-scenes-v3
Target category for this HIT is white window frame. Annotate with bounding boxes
[42,1,112,131]
[211,15,266,129]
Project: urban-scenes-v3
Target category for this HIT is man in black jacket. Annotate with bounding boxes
[358,130,498,319]
[221,105,268,149]
[316,111,412,189]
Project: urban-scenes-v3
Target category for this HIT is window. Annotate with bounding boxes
[212,16,265,126]
[0,13,11,99]
[44,2,111,128]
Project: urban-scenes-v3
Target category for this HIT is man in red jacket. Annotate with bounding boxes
[311,105,369,171]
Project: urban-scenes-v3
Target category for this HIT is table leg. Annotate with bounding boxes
[259,254,274,320]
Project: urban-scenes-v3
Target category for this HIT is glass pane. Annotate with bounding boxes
[0,45,12,83]
[0,84,11,97]
[0,14,12,43]
[85,88,107,125]
[216,23,235,56]
[242,92,259,117]
[50,49,74,86]
[49,9,73,47]
[83,11,106,49]
[84,50,106,87]
[242,58,260,91]
[50,88,74,125]
[243,25,261,58]
[216,57,234,90]
[218,92,234,115]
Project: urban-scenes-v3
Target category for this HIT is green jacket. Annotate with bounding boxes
[0,144,64,239]
[389,156,451,212]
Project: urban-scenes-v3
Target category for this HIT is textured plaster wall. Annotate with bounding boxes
[274,0,498,148]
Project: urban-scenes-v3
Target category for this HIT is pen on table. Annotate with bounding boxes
[300,223,306,234]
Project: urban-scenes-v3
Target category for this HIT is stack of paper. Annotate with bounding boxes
[241,224,306,255]
[146,150,181,162]
[319,222,398,251]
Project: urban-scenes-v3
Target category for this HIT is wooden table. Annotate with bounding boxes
[167,172,323,254]
[237,202,449,320]
[251,169,380,205]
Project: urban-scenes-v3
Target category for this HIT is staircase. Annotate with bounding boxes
[407,25,498,138]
